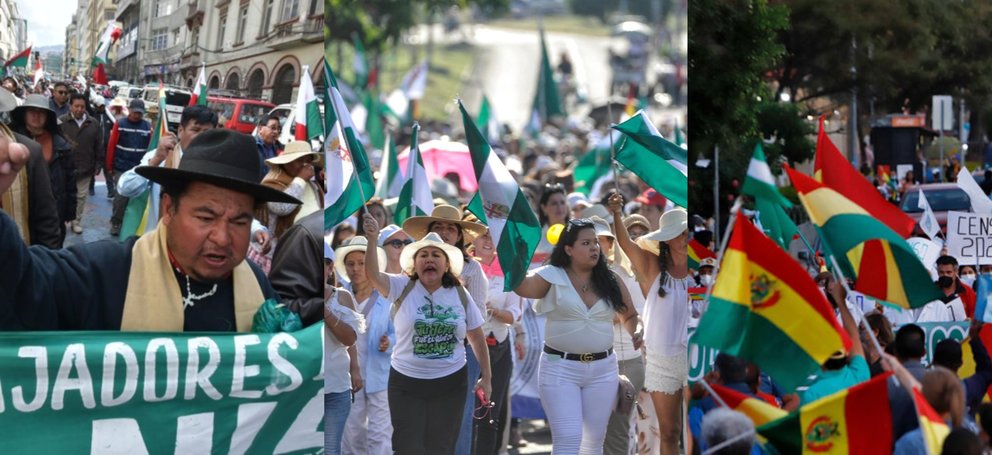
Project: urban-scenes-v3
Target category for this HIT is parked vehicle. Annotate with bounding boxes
[141,86,192,132]
[900,183,971,234]
[206,96,275,134]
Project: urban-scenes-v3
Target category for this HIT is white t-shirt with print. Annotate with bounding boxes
[387,274,484,379]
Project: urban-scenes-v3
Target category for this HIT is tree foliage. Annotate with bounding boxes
[688,0,809,219]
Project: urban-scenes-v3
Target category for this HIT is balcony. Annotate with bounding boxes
[265,14,323,50]
[185,1,205,30]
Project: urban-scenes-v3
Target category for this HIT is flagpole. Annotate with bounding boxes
[410,121,420,218]
[703,197,743,306]
[826,254,887,361]
[699,379,729,409]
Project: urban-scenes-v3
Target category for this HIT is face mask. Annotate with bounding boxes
[960,274,977,287]
[700,274,714,286]
[937,276,955,289]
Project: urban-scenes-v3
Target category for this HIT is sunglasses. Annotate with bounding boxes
[385,239,413,249]
[565,218,593,232]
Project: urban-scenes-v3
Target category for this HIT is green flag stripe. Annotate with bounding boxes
[614,136,687,208]
[694,296,821,392]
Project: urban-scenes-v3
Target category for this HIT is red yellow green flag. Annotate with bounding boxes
[785,165,942,309]
[694,213,851,391]
[912,388,951,454]
[119,85,168,239]
[710,384,787,427]
[688,238,715,270]
[814,116,915,237]
[758,373,896,454]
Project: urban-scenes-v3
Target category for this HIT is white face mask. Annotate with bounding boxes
[961,274,977,287]
[700,274,714,286]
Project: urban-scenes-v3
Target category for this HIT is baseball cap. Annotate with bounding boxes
[635,189,666,207]
[128,99,146,114]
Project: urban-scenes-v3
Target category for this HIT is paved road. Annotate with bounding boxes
[63,173,117,248]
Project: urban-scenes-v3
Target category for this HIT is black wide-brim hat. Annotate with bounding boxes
[136,129,301,204]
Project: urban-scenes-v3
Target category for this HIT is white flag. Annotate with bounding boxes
[957,167,992,214]
[917,189,941,240]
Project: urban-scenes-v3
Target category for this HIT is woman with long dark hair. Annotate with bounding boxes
[609,194,689,455]
[514,218,643,453]
[535,183,570,259]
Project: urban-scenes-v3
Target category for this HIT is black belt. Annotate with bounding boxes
[543,345,614,362]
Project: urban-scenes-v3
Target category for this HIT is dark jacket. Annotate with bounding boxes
[268,209,324,326]
[10,126,77,223]
[49,98,69,119]
[0,210,278,330]
[108,117,151,172]
[59,113,103,177]
[7,132,61,248]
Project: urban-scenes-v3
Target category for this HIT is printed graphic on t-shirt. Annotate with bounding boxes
[412,296,459,359]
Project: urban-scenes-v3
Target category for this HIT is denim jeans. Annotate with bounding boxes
[325,391,352,455]
[538,351,619,454]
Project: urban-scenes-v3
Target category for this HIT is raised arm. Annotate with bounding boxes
[831,277,864,358]
[513,270,551,300]
[362,213,390,296]
[607,193,653,274]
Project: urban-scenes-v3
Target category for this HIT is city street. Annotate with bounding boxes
[63,173,115,248]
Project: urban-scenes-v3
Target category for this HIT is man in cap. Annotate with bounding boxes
[0,129,301,331]
[635,189,668,231]
[48,81,71,118]
[106,98,151,236]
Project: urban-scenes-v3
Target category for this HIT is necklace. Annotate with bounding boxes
[567,269,591,293]
[183,275,218,309]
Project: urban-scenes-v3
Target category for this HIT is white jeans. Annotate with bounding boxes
[341,389,393,455]
[538,352,619,454]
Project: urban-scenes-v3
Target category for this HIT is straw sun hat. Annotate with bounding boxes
[635,208,688,255]
[399,232,465,277]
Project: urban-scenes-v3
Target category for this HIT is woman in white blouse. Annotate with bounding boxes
[323,241,363,455]
[514,218,643,454]
[362,214,492,454]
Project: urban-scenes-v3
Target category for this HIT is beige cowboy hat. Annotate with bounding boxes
[623,214,651,232]
[399,232,465,277]
[333,236,387,279]
[265,141,320,166]
[580,204,612,224]
[636,208,687,255]
[402,205,488,243]
[589,216,614,238]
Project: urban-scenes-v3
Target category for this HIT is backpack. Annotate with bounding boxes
[390,280,469,320]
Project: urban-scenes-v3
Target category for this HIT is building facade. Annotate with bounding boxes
[0,0,20,62]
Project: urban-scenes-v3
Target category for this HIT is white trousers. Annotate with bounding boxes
[341,389,393,455]
[538,352,619,454]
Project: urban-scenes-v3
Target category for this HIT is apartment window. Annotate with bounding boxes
[154,0,173,17]
[308,0,322,16]
[281,0,299,22]
[104,10,114,21]
[217,8,227,48]
[173,28,181,48]
[235,7,246,43]
[260,0,275,34]
[150,28,168,50]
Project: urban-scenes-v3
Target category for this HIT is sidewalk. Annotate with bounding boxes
[63,173,116,248]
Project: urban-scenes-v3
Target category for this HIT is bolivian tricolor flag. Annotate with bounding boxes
[688,238,715,270]
[710,384,787,427]
[758,373,896,454]
[815,117,915,237]
[119,85,169,240]
[694,213,851,392]
[785,165,942,309]
[912,388,951,454]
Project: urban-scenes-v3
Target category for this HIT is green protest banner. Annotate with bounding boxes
[0,324,324,454]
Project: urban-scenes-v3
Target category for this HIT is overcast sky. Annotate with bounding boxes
[18,0,76,47]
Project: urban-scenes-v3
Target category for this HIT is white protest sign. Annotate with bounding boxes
[947,210,992,265]
[907,236,941,279]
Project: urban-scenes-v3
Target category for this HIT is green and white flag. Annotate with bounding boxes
[741,143,797,249]
[477,95,501,145]
[293,65,323,141]
[0,324,323,453]
[394,123,433,225]
[324,60,374,230]
[532,24,563,124]
[459,100,541,291]
[374,134,404,199]
[573,130,620,196]
[612,110,688,208]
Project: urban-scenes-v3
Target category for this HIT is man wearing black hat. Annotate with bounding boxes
[0,129,302,332]
[105,98,151,236]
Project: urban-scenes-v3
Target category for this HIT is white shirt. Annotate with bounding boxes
[914,297,966,323]
[533,265,617,354]
[612,267,645,361]
[386,274,484,379]
[324,289,364,393]
[643,272,692,356]
[481,273,523,342]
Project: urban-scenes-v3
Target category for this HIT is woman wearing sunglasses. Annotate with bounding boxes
[377,224,413,274]
[514,218,643,454]
[609,194,689,455]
